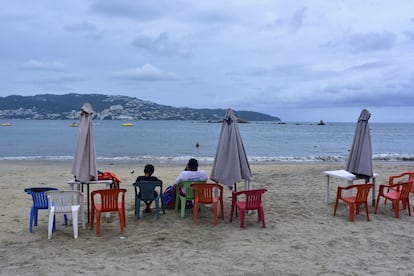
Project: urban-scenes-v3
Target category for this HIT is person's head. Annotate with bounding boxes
[144,164,155,175]
[186,158,198,171]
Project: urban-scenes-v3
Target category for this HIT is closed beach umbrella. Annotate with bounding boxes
[71,103,97,183]
[210,108,252,190]
[345,109,373,178]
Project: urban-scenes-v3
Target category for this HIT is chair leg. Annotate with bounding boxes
[239,208,245,228]
[155,199,160,220]
[213,202,218,226]
[134,196,139,219]
[259,207,266,228]
[393,200,400,218]
[29,207,35,233]
[349,204,354,222]
[220,200,224,220]
[193,201,199,224]
[407,198,411,216]
[48,207,55,239]
[72,206,79,239]
[96,211,101,237]
[374,195,381,214]
[365,203,370,221]
[118,210,125,234]
[180,197,186,218]
[90,208,95,230]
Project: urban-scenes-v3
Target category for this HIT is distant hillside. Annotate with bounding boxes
[0,93,281,121]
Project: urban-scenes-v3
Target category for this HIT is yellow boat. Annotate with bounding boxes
[69,122,78,127]
[121,123,134,127]
[1,123,12,126]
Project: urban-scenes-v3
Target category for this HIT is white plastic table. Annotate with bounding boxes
[67,179,113,223]
[323,169,378,206]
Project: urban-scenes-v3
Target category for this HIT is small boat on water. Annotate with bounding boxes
[1,123,12,126]
[69,122,78,127]
[121,123,134,127]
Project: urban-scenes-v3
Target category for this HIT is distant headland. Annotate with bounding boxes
[0,93,281,121]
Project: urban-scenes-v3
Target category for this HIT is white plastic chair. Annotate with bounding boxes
[45,190,85,239]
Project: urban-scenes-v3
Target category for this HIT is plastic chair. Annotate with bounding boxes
[333,184,373,222]
[375,181,412,218]
[230,189,267,228]
[133,181,164,219]
[45,190,85,239]
[90,188,127,237]
[24,187,58,233]
[191,183,224,226]
[384,172,414,204]
[175,180,206,218]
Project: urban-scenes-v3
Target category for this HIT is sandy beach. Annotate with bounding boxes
[1,160,414,275]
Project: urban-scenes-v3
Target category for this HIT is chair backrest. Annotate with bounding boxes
[354,184,373,204]
[91,188,127,212]
[389,172,414,185]
[45,190,83,213]
[398,181,413,200]
[177,180,206,199]
[134,181,162,201]
[191,183,223,204]
[235,189,267,210]
[25,187,58,209]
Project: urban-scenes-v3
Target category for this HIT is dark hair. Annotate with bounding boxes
[187,158,198,171]
[144,164,155,175]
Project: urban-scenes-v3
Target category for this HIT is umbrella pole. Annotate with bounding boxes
[234,182,238,217]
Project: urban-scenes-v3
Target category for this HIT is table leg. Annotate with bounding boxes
[325,175,330,204]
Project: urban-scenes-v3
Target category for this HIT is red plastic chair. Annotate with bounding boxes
[90,188,127,237]
[375,181,412,218]
[384,172,414,204]
[191,183,224,226]
[333,184,373,222]
[230,189,267,228]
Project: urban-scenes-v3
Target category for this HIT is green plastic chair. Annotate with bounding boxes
[175,180,206,218]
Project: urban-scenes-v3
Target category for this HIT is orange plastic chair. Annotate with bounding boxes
[375,181,412,218]
[384,172,414,204]
[90,188,127,237]
[230,189,267,228]
[191,183,224,226]
[333,184,373,222]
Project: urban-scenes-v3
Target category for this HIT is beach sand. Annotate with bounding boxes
[1,160,414,275]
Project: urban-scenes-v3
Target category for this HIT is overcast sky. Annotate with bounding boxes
[1,0,414,123]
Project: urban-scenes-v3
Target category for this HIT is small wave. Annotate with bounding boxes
[2,153,413,163]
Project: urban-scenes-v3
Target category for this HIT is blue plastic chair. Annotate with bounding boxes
[133,181,164,219]
[24,187,58,233]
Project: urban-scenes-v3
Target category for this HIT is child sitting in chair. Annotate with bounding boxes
[135,164,162,213]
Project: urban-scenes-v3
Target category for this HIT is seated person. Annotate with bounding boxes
[135,164,162,213]
[175,158,208,196]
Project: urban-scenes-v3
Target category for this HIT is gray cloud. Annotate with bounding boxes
[89,0,180,20]
[131,32,189,57]
[112,64,178,81]
[346,32,397,53]
[18,60,65,72]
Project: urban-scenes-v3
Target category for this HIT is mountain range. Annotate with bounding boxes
[0,93,281,121]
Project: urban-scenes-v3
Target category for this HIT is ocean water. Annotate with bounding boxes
[1,120,414,164]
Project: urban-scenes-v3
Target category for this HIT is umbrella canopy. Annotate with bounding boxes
[71,103,97,182]
[345,109,373,178]
[210,109,252,189]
